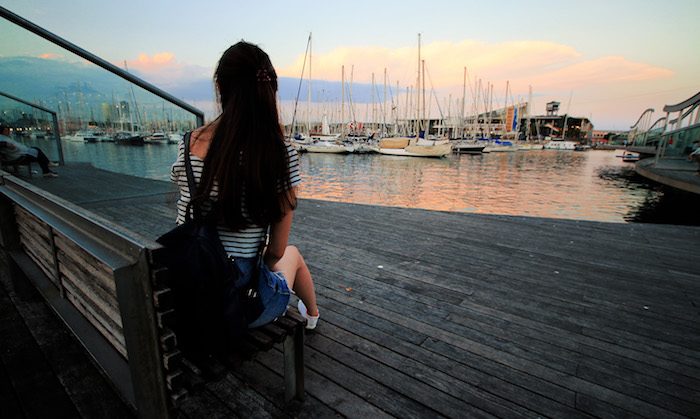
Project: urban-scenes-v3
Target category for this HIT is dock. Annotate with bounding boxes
[2,163,700,418]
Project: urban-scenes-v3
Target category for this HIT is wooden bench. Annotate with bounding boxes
[0,173,306,418]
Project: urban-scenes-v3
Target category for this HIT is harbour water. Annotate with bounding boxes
[49,140,699,225]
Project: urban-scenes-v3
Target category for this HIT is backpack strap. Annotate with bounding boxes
[183,132,199,221]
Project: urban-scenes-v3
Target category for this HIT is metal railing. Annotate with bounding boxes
[0,6,204,127]
[656,92,700,162]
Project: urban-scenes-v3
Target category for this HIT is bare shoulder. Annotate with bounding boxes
[190,124,215,158]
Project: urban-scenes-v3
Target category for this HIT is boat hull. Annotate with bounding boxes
[379,137,411,149]
[379,143,452,157]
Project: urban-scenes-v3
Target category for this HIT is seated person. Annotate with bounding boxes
[688,142,700,174]
[0,123,57,177]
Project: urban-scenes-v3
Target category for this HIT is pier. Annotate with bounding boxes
[2,164,699,418]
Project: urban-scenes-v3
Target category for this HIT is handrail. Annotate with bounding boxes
[0,5,204,127]
[1,90,56,115]
[647,116,667,132]
[629,108,654,129]
[0,90,65,165]
[663,91,700,113]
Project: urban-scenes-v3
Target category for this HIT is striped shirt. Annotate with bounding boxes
[170,139,301,258]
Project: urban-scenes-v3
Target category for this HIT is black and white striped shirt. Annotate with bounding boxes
[170,139,301,258]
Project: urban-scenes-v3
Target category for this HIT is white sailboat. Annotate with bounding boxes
[379,34,451,158]
[305,83,352,154]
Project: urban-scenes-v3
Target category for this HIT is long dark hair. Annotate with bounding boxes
[197,41,295,230]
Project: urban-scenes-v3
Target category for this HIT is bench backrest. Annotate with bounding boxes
[0,171,182,418]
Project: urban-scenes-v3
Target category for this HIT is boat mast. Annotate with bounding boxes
[405,86,411,136]
[504,80,510,135]
[371,72,376,134]
[526,85,532,141]
[307,32,312,136]
[461,67,466,139]
[383,68,387,137]
[422,59,426,137]
[416,33,421,136]
[394,80,400,135]
[341,65,345,139]
[474,79,481,139]
[562,90,573,140]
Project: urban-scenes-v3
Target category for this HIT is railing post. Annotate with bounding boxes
[0,185,20,251]
[114,250,170,418]
[51,114,65,165]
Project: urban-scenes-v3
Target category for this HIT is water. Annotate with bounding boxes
[51,140,698,225]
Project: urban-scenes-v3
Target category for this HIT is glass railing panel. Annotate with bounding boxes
[0,93,62,163]
[0,9,204,181]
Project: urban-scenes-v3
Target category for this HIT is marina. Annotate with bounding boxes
[1,5,700,418]
[21,139,693,225]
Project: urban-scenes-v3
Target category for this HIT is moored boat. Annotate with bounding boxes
[452,140,485,154]
[544,140,578,150]
[621,151,640,162]
[145,132,167,144]
[113,131,144,145]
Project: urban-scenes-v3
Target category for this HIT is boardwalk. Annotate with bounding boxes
[2,163,700,418]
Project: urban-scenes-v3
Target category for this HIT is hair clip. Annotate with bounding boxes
[256,68,272,83]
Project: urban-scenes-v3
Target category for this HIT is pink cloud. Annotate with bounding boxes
[121,52,212,86]
[278,39,679,129]
[38,53,63,60]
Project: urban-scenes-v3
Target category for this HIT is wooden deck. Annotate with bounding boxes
[3,163,700,418]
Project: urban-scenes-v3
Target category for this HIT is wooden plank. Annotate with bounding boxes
[19,234,56,285]
[206,372,287,418]
[317,295,583,417]
[283,326,304,402]
[15,206,51,240]
[304,231,700,366]
[54,233,116,295]
[63,284,127,358]
[58,253,123,329]
[174,386,240,419]
[316,260,698,404]
[313,271,690,419]
[16,222,53,261]
[248,349,397,419]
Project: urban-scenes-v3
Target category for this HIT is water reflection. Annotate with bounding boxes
[299,150,667,223]
[24,139,697,225]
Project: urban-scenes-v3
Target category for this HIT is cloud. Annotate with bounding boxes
[277,39,673,96]
[121,52,212,88]
[38,53,63,60]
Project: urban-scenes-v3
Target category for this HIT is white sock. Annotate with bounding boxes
[297,300,319,330]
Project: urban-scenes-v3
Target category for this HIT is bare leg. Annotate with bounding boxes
[272,245,319,316]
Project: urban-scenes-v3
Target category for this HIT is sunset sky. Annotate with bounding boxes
[2,0,699,130]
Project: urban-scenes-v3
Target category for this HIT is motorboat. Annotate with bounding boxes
[452,140,485,154]
[145,132,168,144]
[543,140,578,150]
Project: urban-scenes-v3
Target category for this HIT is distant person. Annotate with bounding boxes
[169,42,319,330]
[0,123,58,177]
[688,141,700,175]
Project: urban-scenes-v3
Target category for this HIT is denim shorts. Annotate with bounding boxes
[233,257,292,329]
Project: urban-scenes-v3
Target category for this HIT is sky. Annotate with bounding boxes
[2,0,699,130]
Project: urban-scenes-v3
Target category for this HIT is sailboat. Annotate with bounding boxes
[379,34,451,158]
[305,114,351,153]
